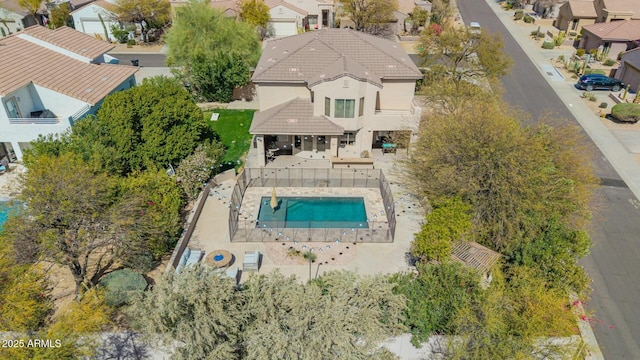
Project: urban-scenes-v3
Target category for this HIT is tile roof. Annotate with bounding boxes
[253,29,422,84]
[0,0,29,15]
[20,26,115,60]
[583,19,640,40]
[209,0,239,14]
[0,31,137,105]
[568,0,597,18]
[70,0,116,14]
[307,55,382,87]
[250,97,344,135]
[451,241,500,274]
[265,0,308,15]
[602,0,640,15]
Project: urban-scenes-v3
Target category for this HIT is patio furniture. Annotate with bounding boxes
[175,247,204,274]
[206,250,233,267]
[243,251,260,272]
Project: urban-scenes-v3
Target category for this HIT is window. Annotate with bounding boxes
[358,97,364,116]
[5,97,21,118]
[340,132,356,146]
[335,99,355,118]
[571,19,579,31]
[325,97,330,116]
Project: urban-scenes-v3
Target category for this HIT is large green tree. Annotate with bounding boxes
[166,1,260,102]
[418,24,511,88]
[112,0,171,42]
[239,0,270,38]
[407,98,597,254]
[337,0,398,36]
[4,153,180,295]
[93,76,209,175]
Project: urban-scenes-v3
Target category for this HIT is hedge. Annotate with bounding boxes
[611,103,640,123]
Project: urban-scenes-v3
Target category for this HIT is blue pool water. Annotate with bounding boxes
[0,201,19,229]
[257,196,368,228]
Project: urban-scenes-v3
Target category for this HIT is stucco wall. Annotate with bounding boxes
[270,5,304,26]
[378,80,416,110]
[258,83,310,110]
[71,4,119,41]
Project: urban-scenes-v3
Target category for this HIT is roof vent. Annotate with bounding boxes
[287,118,298,123]
[85,87,93,93]
[283,50,288,54]
[289,67,299,72]
[101,76,109,81]
[81,48,88,52]
[310,48,315,51]
[386,64,397,68]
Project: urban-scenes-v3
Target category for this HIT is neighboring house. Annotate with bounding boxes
[0,0,38,37]
[70,0,119,41]
[249,29,422,167]
[451,241,501,289]
[615,47,640,91]
[265,0,336,37]
[394,0,431,35]
[0,26,137,161]
[593,0,640,22]
[207,0,240,18]
[580,20,640,57]
[555,0,597,32]
[266,0,307,37]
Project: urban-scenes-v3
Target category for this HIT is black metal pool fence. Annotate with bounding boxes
[228,168,396,243]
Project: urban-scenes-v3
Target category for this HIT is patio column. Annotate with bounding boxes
[312,136,317,152]
[256,135,266,167]
[330,136,339,157]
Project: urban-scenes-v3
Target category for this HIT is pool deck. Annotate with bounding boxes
[188,149,424,283]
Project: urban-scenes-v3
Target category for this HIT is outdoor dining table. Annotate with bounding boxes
[206,250,233,267]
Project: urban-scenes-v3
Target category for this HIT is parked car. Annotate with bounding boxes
[469,22,481,36]
[576,74,624,91]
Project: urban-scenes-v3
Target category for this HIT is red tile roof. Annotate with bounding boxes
[21,26,115,60]
[0,31,137,105]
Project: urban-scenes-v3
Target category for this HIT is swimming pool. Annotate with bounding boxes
[257,196,368,228]
[0,200,19,229]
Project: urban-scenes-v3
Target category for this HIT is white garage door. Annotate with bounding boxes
[269,21,297,37]
[81,20,105,37]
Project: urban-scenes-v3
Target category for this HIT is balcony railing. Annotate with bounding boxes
[9,117,60,125]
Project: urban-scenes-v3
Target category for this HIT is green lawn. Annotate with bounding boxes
[204,109,254,170]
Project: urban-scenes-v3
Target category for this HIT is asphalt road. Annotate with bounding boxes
[108,53,167,67]
[458,0,640,358]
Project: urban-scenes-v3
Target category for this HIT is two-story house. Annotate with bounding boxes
[0,26,137,161]
[249,29,422,167]
[0,0,38,37]
[264,0,336,37]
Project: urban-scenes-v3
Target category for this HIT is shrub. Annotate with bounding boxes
[588,93,597,101]
[557,54,565,63]
[599,102,608,109]
[111,26,129,44]
[576,49,585,57]
[127,39,136,46]
[530,29,539,37]
[541,41,555,49]
[603,58,616,66]
[583,68,606,75]
[618,51,623,61]
[537,32,546,39]
[611,103,640,123]
[569,31,577,37]
[589,48,598,56]
[523,15,534,23]
[99,269,147,307]
[514,10,524,20]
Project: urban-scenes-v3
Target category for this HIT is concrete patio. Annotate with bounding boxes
[186,149,424,283]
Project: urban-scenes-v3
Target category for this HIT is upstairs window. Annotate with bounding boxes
[325,97,330,116]
[335,99,355,118]
[358,97,364,116]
